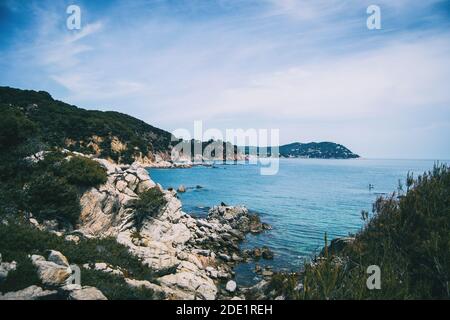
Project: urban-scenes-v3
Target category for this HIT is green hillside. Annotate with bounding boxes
[0,86,178,164]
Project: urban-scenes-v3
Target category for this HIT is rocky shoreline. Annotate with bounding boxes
[0,155,273,300]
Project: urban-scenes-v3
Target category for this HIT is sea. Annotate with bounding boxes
[148,158,447,285]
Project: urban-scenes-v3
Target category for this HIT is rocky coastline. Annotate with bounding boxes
[0,155,273,300]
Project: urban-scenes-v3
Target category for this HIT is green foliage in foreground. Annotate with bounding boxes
[24,173,81,226]
[0,107,37,150]
[266,164,450,300]
[57,156,108,187]
[128,188,167,231]
[0,221,156,299]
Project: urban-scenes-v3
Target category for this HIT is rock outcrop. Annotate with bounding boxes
[73,158,271,300]
[31,254,72,287]
[11,154,270,300]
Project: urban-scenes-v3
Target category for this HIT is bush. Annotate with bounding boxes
[129,188,167,230]
[57,156,107,187]
[0,255,41,293]
[0,107,36,150]
[24,173,80,226]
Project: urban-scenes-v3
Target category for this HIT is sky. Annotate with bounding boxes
[0,0,449,159]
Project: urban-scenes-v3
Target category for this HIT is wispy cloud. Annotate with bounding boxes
[0,0,449,158]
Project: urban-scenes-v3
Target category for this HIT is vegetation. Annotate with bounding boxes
[0,86,178,164]
[129,188,167,231]
[24,173,81,226]
[0,221,156,299]
[57,156,107,187]
[265,164,450,299]
[241,142,359,159]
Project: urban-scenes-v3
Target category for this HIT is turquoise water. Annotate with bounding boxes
[149,158,445,285]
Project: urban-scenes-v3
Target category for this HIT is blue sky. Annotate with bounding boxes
[0,0,449,159]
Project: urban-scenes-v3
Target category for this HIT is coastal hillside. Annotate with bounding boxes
[0,87,242,165]
[241,142,359,159]
[0,86,177,165]
[0,101,270,299]
[279,142,359,159]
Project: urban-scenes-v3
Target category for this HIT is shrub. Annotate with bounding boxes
[24,173,80,226]
[0,254,41,293]
[129,188,167,230]
[0,108,36,150]
[57,156,107,187]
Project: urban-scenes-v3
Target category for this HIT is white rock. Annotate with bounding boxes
[48,250,70,267]
[69,286,107,300]
[125,174,139,191]
[116,180,128,192]
[125,278,192,300]
[0,286,57,300]
[158,271,217,300]
[137,179,156,193]
[31,255,72,287]
[136,167,151,181]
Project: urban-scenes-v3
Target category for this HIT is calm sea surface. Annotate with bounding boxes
[149,158,446,285]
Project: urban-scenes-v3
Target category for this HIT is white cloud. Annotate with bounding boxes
[206,36,450,120]
[2,0,449,158]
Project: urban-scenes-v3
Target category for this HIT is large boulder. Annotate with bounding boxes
[68,286,107,300]
[125,278,191,300]
[48,250,70,267]
[157,271,217,300]
[0,286,57,300]
[117,232,180,275]
[31,253,72,287]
